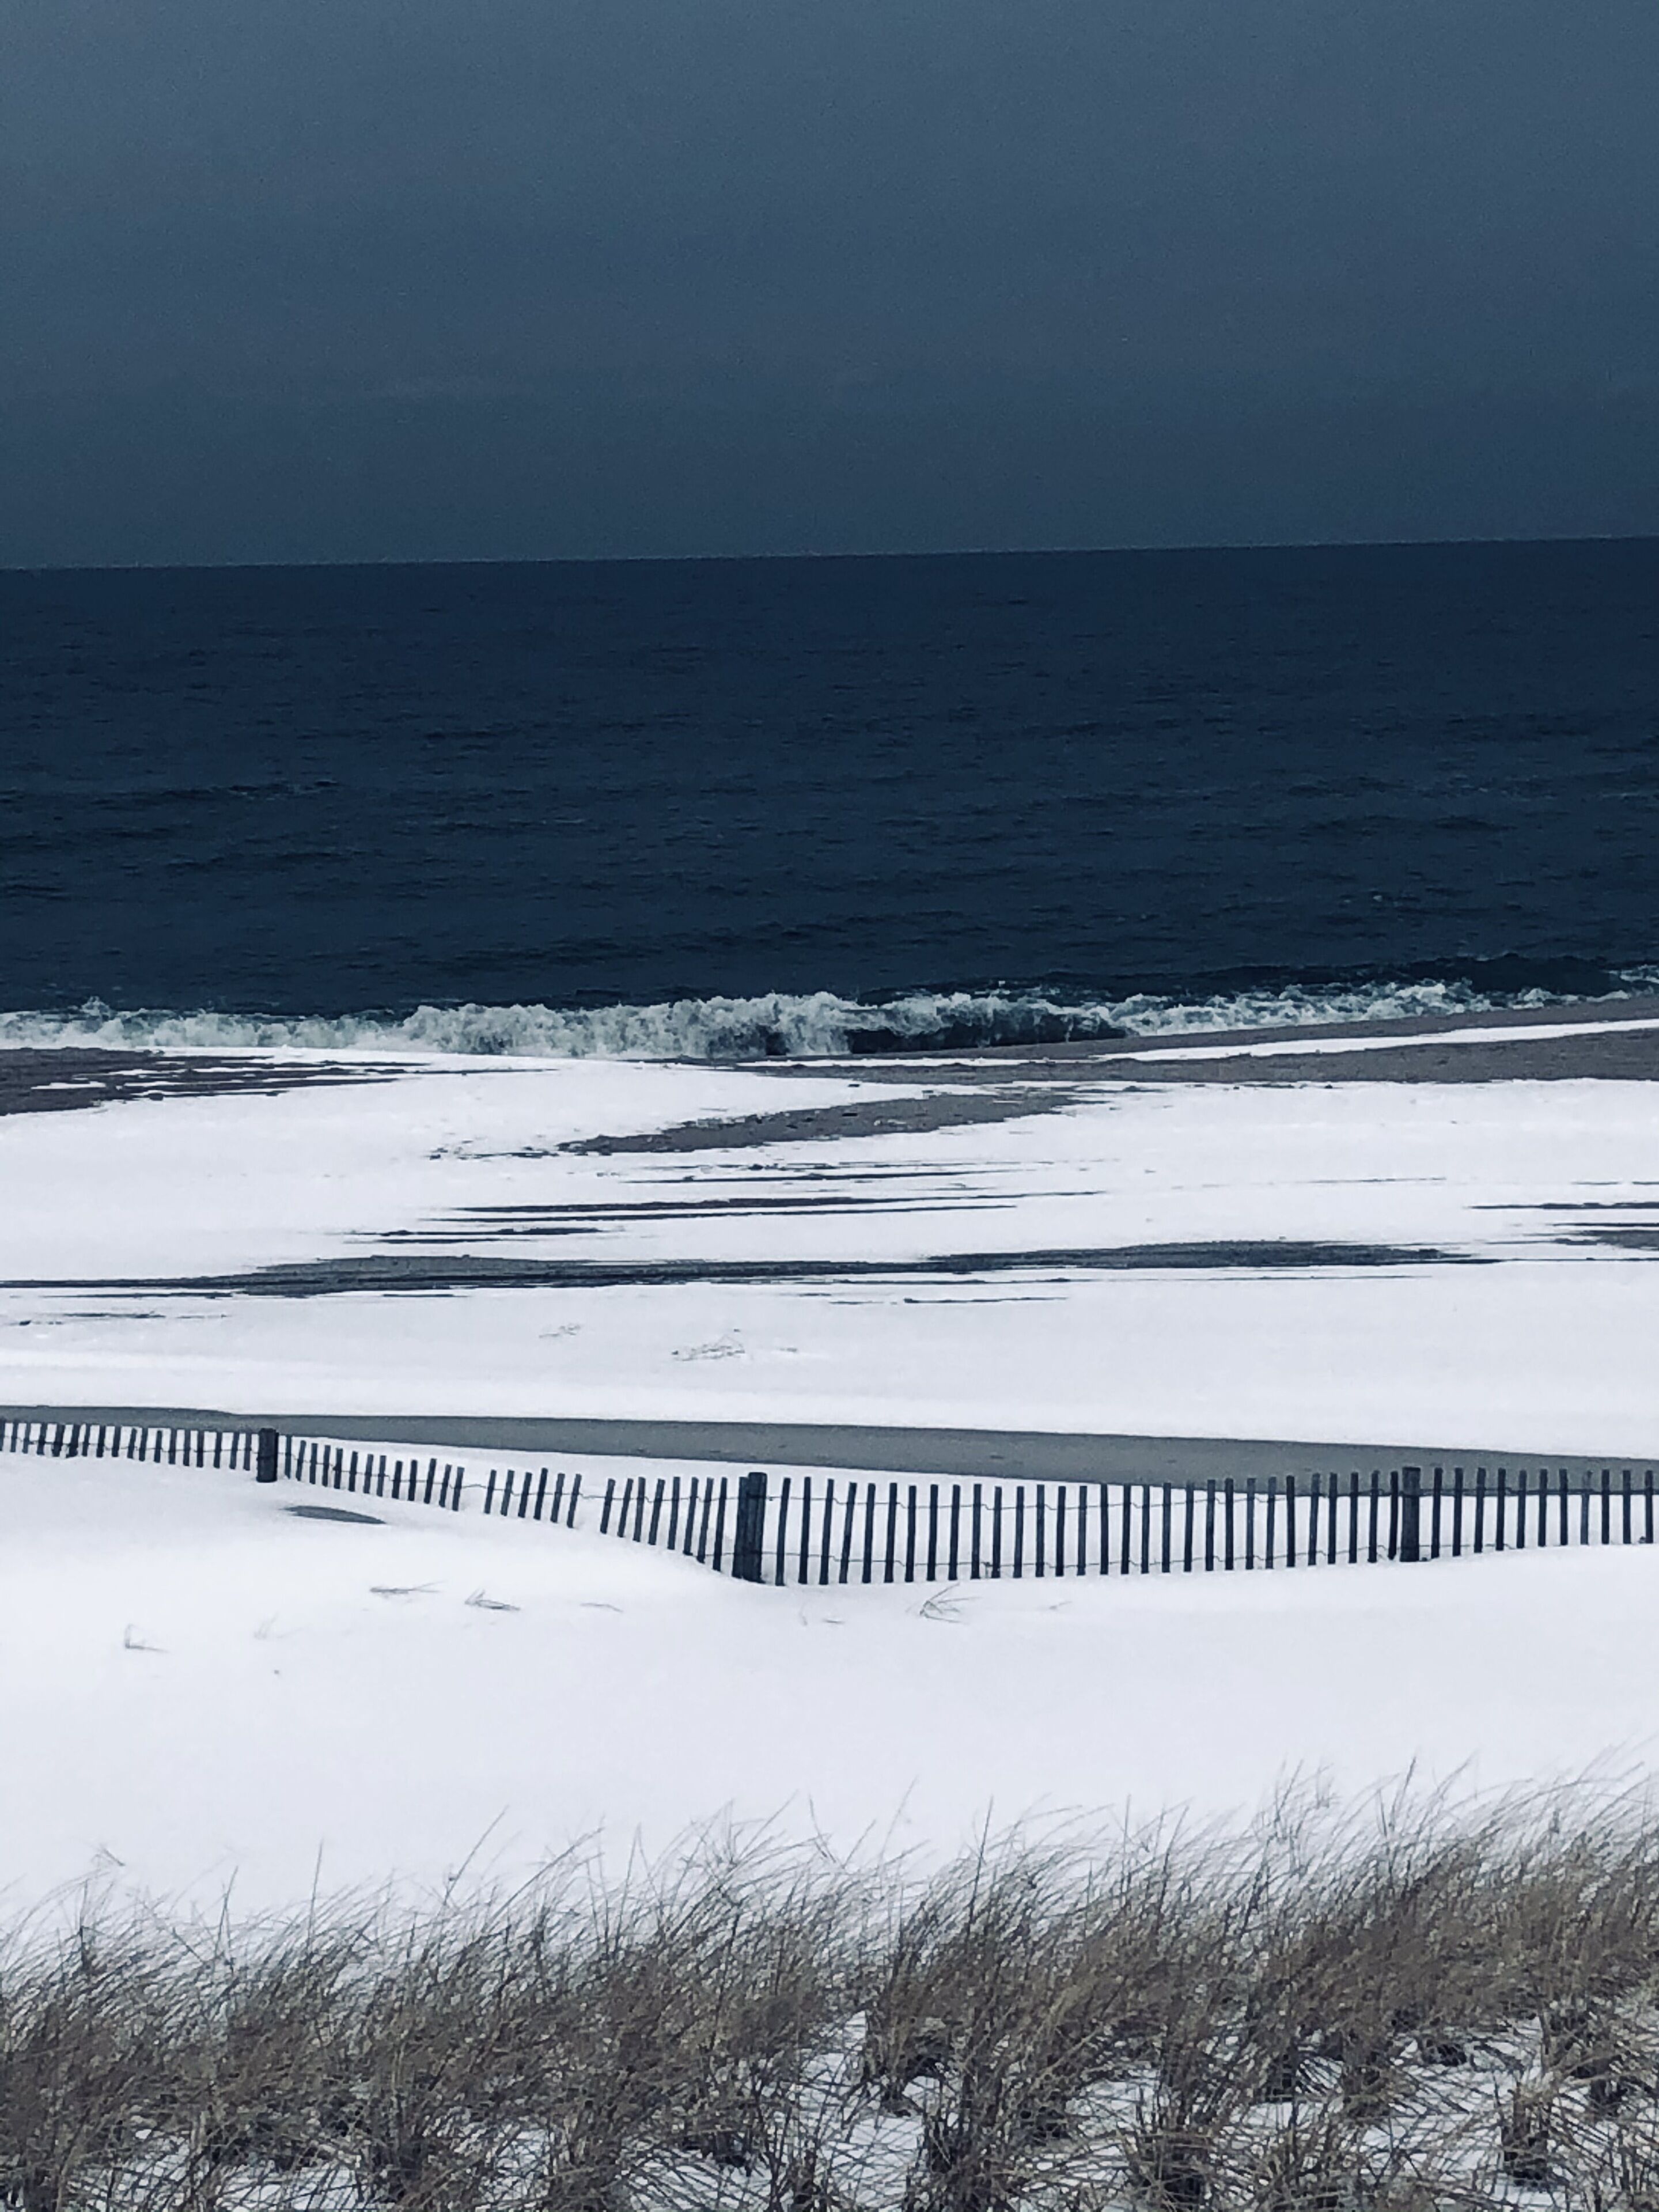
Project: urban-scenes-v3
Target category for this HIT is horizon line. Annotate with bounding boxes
[5,528,1658,580]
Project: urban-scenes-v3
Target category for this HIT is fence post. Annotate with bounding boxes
[732,1471,768,1583]
[256,1428,279,1484]
[1400,1465,1422,1562]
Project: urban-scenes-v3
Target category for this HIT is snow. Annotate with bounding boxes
[2,1438,1656,1915]
[4,1037,1659,1912]
[1,1044,1658,1452]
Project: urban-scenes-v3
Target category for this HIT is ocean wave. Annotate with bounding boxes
[1,974,1652,1062]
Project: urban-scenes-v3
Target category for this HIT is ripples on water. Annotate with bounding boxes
[2,540,1656,1054]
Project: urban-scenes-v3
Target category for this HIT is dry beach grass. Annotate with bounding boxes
[12,1784,1659,2209]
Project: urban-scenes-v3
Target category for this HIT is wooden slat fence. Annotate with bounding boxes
[5,1421,1656,1586]
[275,1433,472,1511]
[702,1464,1659,1584]
[0,1416,257,1468]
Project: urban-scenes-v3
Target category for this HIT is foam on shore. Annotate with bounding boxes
[3,970,1657,1060]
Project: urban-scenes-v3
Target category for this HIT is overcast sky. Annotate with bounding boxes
[3,0,1656,565]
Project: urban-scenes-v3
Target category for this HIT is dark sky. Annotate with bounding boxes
[4,0,1657,565]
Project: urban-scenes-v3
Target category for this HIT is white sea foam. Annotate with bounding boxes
[1,974,1652,1061]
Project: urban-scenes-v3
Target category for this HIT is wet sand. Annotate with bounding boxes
[1063,997,1659,1086]
[0,1050,404,1118]
[1047,992,1659,1060]
[578,998,1659,1152]
[5,998,1659,1138]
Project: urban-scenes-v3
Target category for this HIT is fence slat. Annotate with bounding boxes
[12,1425,1650,1592]
[775,1476,792,1585]
[1400,1467,1421,1563]
[732,1473,766,1582]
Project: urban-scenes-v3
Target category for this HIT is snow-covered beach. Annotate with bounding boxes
[5,1434,1659,1915]
[5,999,1659,1453]
[3,1002,1659,1911]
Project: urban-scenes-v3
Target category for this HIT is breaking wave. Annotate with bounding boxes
[2,971,1655,1061]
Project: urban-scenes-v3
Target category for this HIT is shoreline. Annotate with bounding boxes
[894,993,1659,1085]
[1047,990,1659,1056]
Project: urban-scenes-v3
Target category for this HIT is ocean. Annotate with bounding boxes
[2,537,1656,1057]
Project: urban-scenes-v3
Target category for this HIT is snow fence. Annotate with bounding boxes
[5,1415,1659,1589]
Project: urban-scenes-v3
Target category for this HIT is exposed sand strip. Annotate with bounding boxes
[3,1403,1650,1490]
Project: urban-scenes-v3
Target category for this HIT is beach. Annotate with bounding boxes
[3,998,1659,1461]
[3,995,1657,1899]
[5,1423,1659,1913]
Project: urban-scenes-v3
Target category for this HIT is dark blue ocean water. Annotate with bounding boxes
[2,540,1657,1054]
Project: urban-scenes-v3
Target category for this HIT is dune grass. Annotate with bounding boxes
[9,1783,1659,2208]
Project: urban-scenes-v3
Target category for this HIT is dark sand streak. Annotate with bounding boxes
[1,1241,1477,1301]
[0,1050,407,1116]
